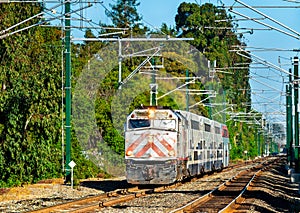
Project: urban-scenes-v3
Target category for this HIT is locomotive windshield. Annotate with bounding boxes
[129,119,150,129]
[153,119,176,130]
[128,119,176,130]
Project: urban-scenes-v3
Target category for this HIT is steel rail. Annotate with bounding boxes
[27,182,182,213]
[28,159,270,213]
[219,160,276,213]
[169,159,273,213]
[218,169,262,213]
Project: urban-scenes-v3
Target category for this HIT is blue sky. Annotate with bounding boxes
[141,0,299,126]
[65,0,300,126]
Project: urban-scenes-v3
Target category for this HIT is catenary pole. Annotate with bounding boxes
[286,85,291,164]
[186,69,189,112]
[258,130,261,156]
[287,69,293,166]
[65,0,71,182]
[294,56,299,172]
[150,58,157,106]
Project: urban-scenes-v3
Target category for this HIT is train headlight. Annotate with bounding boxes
[168,150,175,156]
[126,150,133,156]
[148,109,155,119]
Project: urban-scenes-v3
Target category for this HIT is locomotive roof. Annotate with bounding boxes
[136,105,172,110]
[130,107,226,126]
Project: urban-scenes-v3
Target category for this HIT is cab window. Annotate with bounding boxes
[153,119,176,129]
[129,119,150,129]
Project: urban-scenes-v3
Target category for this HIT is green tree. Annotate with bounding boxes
[160,23,177,37]
[105,0,148,35]
[0,2,63,186]
[0,3,102,187]
[107,0,141,27]
[175,3,255,160]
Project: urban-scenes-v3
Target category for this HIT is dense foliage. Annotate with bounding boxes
[0,2,102,187]
[0,2,62,186]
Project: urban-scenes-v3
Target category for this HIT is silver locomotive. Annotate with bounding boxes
[125,107,230,184]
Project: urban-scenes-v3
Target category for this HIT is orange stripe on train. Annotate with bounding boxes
[135,142,152,157]
[155,134,174,151]
[126,132,149,152]
[151,143,166,157]
[135,141,168,157]
[135,142,167,157]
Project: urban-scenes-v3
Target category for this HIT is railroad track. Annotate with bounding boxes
[169,159,276,213]
[27,183,181,213]
[27,158,271,213]
[27,186,146,213]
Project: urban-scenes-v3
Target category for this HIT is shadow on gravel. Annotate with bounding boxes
[80,180,130,192]
[255,177,299,195]
[160,189,211,195]
[241,190,300,212]
[237,202,285,213]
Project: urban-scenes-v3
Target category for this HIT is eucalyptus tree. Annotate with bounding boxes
[106,0,142,28]
[175,3,256,160]
[175,3,251,106]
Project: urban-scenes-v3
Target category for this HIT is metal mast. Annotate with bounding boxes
[186,69,189,112]
[150,58,157,106]
[286,69,293,166]
[64,0,72,182]
[294,56,299,172]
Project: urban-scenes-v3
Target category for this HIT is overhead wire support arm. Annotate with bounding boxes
[283,0,300,3]
[231,46,300,52]
[189,95,214,109]
[177,89,212,93]
[212,106,233,117]
[236,51,291,76]
[228,9,300,40]
[0,1,66,39]
[252,91,282,103]
[204,26,270,31]
[215,17,266,22]
[79,36,194,90]
[234,0,300,37]
[122,46,163,58]
[156,78,197,100]
[0,12,43,35]
[72,37,194,42]
[220,5,300,9]
[0,0,103,2]
[156,76,201,80]
[120,47,162,87]
[0,1,93,39]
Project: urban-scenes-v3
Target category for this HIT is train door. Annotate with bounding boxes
[198,117,204,173]
[213,122,222,169]
[211,125,216,170]
[176,112,188,159]
[203,118,212,171]
[190,114,198,176]
[222,125,229,167]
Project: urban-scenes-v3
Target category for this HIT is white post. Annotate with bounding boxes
[68,160,76,189]
[71,167,73,189]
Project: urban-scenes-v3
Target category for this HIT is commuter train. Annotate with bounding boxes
[124,106,230,185]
